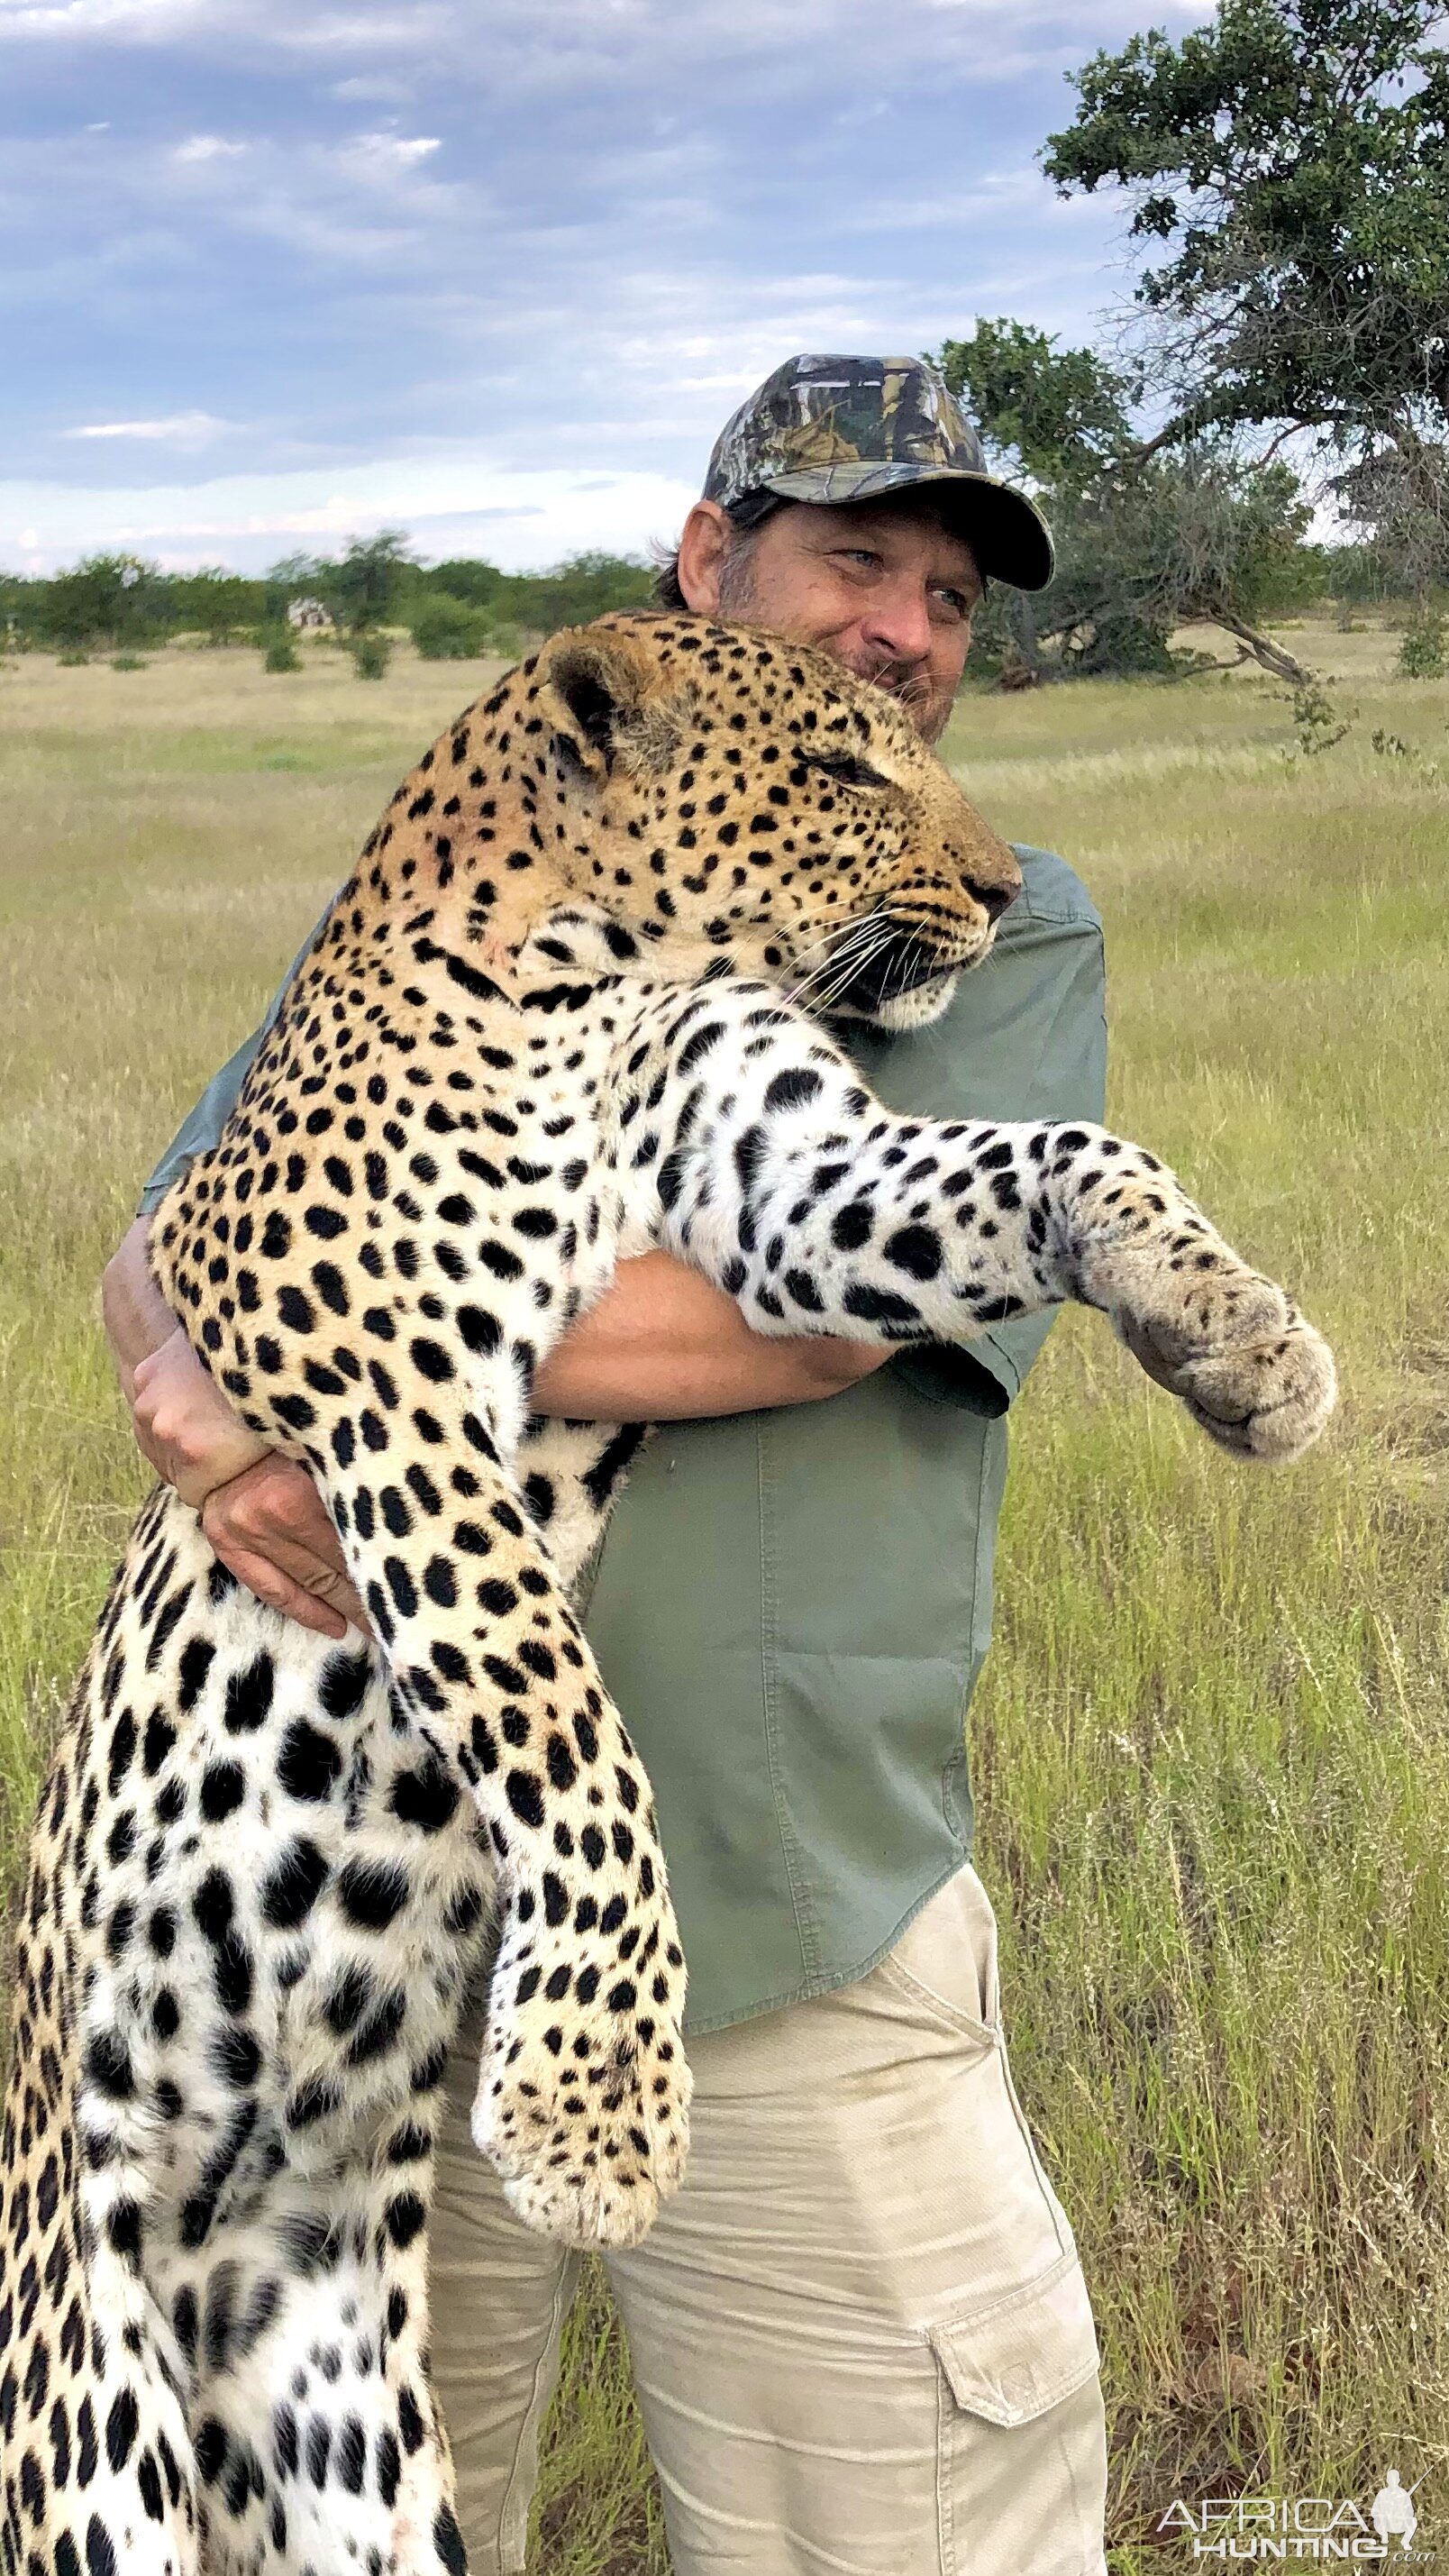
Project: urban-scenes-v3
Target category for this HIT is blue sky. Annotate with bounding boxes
[1,0,1211,575]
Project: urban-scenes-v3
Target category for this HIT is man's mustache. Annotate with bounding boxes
[846,654,941,724]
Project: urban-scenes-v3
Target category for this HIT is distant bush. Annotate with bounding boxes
[1397,607,1446,679]
[41,553,171,653]
[408,550,653,644]
[409,596,491,661]
[57,650,90,667]
[111,653,147,671]
[482,624,526,664]
[262,628,303,673]
[1,540,657,661]
[427,558,508,611]
[351,634,392,681]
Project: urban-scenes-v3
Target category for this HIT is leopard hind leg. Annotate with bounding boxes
[151,2115,460,2576]
[2,1739,199,2576]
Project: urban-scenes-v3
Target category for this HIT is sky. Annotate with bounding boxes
[1,0,1214,577]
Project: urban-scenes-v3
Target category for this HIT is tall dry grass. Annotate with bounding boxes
[0,628,1444,2570]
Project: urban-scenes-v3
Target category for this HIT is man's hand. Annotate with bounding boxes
[105,1217,369,1641]
[130,1329,273,1506]
[130,1329,370,1640]
[200,1455,370,1641]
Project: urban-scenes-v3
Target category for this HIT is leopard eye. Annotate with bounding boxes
[808,752,889,790]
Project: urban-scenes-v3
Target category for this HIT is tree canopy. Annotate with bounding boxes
[936,321,1322,681]
[937,318,1135,489]
[1043,0,1449,583]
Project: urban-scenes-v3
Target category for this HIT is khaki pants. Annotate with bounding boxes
[431,1866,1107,2575]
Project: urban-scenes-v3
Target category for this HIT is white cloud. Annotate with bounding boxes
[848,166,1127,232]
[174,132,248,160]
[0,0,205,33]
[62,409,229,443]
[346,130,440,167]
[232,196,423,265]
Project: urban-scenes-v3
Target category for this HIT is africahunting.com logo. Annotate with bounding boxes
[1158,2470,1432,2560]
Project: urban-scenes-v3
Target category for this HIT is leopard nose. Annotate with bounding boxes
[965,876,1016,925]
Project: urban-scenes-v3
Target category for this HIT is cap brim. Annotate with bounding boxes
[761,462,1055,591]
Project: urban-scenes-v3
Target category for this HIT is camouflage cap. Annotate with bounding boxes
[703,352,1053,591]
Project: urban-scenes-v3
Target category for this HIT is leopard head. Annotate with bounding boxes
[526,610,1021,1029]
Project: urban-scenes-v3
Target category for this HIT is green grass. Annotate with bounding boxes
[1,629,1445,2566]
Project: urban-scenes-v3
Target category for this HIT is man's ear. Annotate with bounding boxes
[534,623,664,782]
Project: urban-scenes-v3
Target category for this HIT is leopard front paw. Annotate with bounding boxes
[1081,1231,1336,1464]
[470,1919,692,2248]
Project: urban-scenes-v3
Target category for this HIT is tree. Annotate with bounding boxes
[314,530,415,635]
[264,532,416,635]
[936,321,1320,681]
[1043,0,1449,582]
[408,594,493,661]
[1030,443,1321,680]
[937,317,1135,489]
[263,552,323,623]
[169,566,266,645]
[412,550,654,648]
[40,553,173,652]
[1327,436,1449,596]
[428,558,507,611]
[507,551,655,630]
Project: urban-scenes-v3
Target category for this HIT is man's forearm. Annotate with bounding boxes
[105,1215,882,1434]
[531,1250,885,1420]
[103,1215,184,1402]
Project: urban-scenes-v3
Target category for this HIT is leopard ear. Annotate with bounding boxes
[534,623,670,781]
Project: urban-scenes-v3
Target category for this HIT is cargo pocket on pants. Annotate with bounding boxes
[929,2250,1107,2576]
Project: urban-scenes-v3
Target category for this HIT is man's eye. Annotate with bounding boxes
[934,587,971,618]
[835,549,880,570]
[809,753,889,790]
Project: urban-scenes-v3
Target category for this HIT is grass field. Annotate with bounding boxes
[2,624,1446,2569]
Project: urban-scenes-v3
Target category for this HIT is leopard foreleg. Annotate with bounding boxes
[648,993,1335,1464]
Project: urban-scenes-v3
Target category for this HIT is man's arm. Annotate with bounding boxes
[105,1214,883,1638]
[530,1252,881,1419]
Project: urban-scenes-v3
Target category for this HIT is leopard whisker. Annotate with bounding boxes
[784,916,898,1012]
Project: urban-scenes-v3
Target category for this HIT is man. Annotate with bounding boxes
[103,355,1109,2576]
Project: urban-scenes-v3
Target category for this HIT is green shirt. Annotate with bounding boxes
[141,847,1107,2034]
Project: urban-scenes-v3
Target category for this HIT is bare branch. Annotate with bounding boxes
[1210,612,1314,684]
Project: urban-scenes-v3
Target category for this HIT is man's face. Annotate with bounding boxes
[675,489,982,745]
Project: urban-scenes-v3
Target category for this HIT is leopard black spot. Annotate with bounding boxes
[883,1224,943,1280]
[223,1655,275,1734]
[506,1770,546,1831]
[260,1839,330,1930]
[388,1756,460,1834]
[338,1859,411,1931]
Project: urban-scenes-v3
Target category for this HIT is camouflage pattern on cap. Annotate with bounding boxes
[703,353,1054,591]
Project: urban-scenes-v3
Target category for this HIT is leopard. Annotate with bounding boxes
[0,609,1335,2576]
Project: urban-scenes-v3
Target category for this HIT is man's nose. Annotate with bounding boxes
[861,581,933,665]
